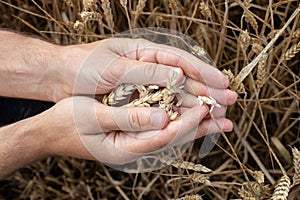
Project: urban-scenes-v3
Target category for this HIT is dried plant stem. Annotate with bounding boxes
[232,6,300,91]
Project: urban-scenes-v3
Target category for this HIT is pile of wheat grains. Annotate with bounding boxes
[0,0,299,199]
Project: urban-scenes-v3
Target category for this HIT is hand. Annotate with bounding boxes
[57,38,237,107]
[39,96,234,165]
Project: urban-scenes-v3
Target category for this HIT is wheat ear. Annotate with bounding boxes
[271,175,290,200]
[292,147,300,187]
[101,0,114,31]
[282,41,300,61]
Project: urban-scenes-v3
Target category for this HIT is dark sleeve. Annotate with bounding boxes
[0,97,54,126]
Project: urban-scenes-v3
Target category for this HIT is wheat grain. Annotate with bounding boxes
[101,0,114,31]
[292,147,300,187]
[256,53,267,89]
[271,175,290,200]
[282,41,300,61]
[199,2,211,18]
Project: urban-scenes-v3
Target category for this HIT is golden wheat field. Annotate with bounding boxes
[0,0,300,199]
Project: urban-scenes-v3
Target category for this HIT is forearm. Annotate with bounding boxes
[0,30,64,102]
[0,115,47,179]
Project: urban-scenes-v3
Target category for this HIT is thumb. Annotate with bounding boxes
[95,104,169,132]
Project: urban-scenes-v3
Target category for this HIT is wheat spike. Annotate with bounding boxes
[190,173,210,185]
[243,12,258,31]
[79,11,102,24]
[222,69,246,94]
[102,84,137,105]
[253,171,265,184]
[282,41,300,61]
[73,20,84,32]
[83,0,98,11]
[292,147,300,187]
[238,181,270,199]
[256,53,268,89]
[63,0,73,7]
[183,194,203,200]
[160,157,212,173]
[101,0,114,30]
[271,175,290,200]
[199,2,211,18]
[251,42,264,55]
[134,0,147,23]
[292,29,300,38]
[168,0,177,11]
[239,30,251,50]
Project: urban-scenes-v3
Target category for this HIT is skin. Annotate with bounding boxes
[0,30,237,179]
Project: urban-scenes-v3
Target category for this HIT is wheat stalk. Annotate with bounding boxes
[231,6,300,91]
[282,41,300,61]
[271,175,290,200]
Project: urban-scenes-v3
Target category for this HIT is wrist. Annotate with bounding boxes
[0,115,48,179]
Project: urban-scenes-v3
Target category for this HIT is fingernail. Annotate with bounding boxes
[151,110,165,129]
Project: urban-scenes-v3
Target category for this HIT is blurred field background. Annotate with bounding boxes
[0,0,299,199]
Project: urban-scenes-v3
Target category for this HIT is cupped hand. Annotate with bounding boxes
[57,38,237,105]
[40,96,233,165]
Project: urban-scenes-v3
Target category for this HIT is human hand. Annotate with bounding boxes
[39,96,234,165]
[56,38,237,107]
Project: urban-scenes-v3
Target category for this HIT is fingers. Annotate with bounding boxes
[184,77,238,105]
[94,103,169,132]
[117,105,209,153]
[118,38,229,89]
[106,57,184,87]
